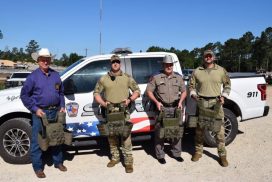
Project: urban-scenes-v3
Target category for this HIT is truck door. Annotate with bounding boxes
[63,59,111,138]
[124,56,164,133]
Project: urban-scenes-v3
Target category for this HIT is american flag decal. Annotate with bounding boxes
[66,117,156,137]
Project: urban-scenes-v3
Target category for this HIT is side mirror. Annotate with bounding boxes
[63,79,76,95]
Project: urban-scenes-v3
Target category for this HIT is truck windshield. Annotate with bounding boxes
[59,59,84,76]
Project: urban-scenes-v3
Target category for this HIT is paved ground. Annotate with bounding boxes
[0,87,271,182]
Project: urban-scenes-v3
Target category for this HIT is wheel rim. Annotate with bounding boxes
[3,128,30,157]
[210,117,232,139]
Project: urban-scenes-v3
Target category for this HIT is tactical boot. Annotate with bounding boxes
[219,156,229,167]
[191,153,202,162]
[107,160,120,168]
[125,165,133,173]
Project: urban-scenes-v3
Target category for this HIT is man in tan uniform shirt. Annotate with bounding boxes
[189,50,231,167]
[146,55,187,164]
[94,55,140,173]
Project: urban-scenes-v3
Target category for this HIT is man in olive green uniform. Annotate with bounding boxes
[189,50,231,167]
[146,55,187,164]
[94,55,140,173]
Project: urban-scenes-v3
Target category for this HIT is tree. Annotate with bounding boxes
[68,53,83,66]
[25,40,39,55]
[238,32,255,71]
[252,27,272,71]
[221,39,240,72]
[146,46,167,52]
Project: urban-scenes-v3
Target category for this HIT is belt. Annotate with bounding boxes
[40,105,58,110]
[198,96,220,100]
[161,102,177,107]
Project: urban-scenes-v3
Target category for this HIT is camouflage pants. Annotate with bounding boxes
[108,135,133,165]
[107,107,133,165]
[194,124,226,156]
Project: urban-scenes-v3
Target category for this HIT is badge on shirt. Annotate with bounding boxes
[55,83,60,90]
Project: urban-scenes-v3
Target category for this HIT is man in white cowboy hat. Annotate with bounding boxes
[20,48,67,178]
[146,55,187,164]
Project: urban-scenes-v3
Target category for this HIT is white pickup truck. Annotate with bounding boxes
[0,51,269,164]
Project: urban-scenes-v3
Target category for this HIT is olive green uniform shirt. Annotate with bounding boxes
[93,71,140,103]
[146,71,186,104]
[189,64,231,98]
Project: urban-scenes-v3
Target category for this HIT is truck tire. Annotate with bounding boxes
[0,118,32,164]
[203,108,238,147]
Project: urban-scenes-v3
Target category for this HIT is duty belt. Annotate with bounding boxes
[198,96,220,100]
[161,100,178,107]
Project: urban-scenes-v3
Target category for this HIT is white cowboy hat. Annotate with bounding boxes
[31,48,55,62]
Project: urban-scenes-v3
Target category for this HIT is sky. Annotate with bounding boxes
[0,0,271,58]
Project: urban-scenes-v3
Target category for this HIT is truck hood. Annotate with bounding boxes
[0,87,22,105]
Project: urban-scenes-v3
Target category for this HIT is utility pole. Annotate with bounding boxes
[238,54,241,72]
[0,30,3,39]
[99,0,103,54]
[85,48,88,57]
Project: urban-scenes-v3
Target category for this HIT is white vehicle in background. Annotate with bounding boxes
[0,49,269,164]
[14,64,29,70]
[4,71,31,88]
[182,68,194,81]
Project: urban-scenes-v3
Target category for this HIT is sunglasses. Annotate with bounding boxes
[111,60,120,64]
[204,54,213,58]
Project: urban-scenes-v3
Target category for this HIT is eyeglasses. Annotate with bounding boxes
[111,60,120,64]
[38,57,51,62]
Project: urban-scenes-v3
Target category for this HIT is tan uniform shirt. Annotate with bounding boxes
[189,64,231,98]
[93,71,140,103]
[146,71,186,104]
